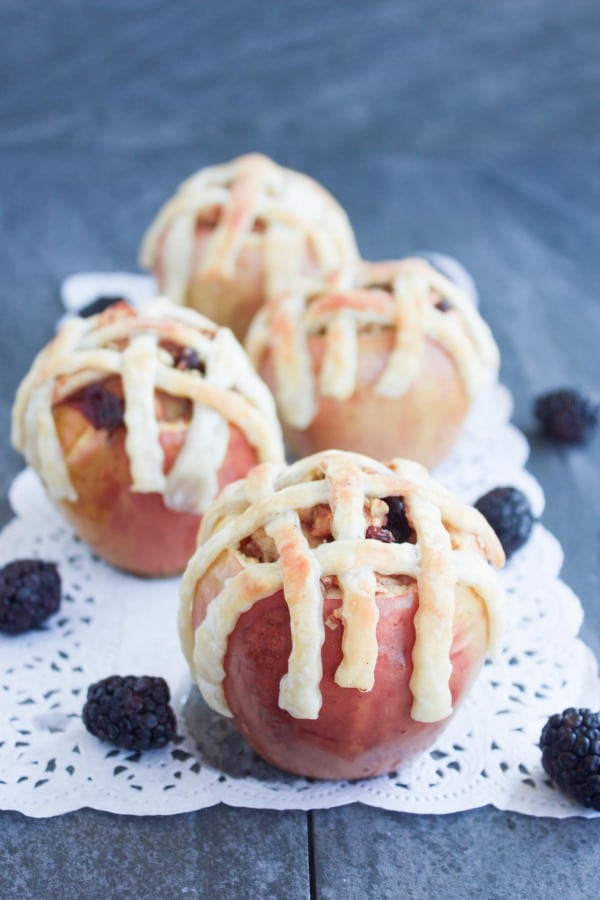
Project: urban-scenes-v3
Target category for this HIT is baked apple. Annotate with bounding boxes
[12,300,284,577]
[246,257,500,467]
[180,450,505,779]
[139,153,359,340]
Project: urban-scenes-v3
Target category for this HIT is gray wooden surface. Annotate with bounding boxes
[1,2,599,898]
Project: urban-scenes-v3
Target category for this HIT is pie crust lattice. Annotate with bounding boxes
[180,450,505,724]
[246,257,500,429]
[139,153,360,305]
[12,300,284,515]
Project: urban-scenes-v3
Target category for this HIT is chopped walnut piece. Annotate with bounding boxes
[366,525,395,543]
[321,575,339,593]
[376,573,416,593]
[365,497,388,529]
[154,390,192,424]
[325,608,343,631]
[239,528,278,563]
[299,504,333,546]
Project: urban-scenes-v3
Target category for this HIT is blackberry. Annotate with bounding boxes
[474,486,534,559]
[68,381,125,431]
[79,295,126,318]
[161,340,206,374]
[540,708,600,810]
[534,388,598,444]
[82,675,177,751]
[382,496,415,543]
[0,559,61,634]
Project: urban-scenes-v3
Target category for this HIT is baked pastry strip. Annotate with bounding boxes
[245,257,501,431]
[140,153,359,303]
[12,300,284,515]
[181,452,505,724]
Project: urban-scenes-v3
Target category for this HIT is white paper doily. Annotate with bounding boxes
[1,272,599,820]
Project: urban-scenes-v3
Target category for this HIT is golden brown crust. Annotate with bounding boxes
[219,578,488,778]
[52,400,258,576]
[12,299,284,516]
[139,154,360,338]
[259,330,470,467]
[180,451,505,726]
[245,256,499,465]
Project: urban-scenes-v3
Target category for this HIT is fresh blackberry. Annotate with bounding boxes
[540,708,600,810]
[474,486,534,559]
[82,675,177,751]
[79,295,126,318]
[382,496,415,543]
[534,388,598,443]
[0,559,61,634]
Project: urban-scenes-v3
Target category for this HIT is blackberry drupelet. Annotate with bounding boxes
[474,486,534,559]
[82,675,177,751]
[0,559,61,634]
[534,388,598,443]
[68,382,125,431]
[540,708,600,810]
[383,496,415,544]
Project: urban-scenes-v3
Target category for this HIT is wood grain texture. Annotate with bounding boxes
[1,0,599,153]
[0,808,309,899]
[311,805,600,900]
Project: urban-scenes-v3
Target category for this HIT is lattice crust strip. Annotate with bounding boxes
[139,153,360,305]
[181,451,505,724]
[1,268,597,819]
[245,257,500,430]
[12,299,284,515]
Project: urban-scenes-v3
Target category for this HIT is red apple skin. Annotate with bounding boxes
[52,402,259,578]
[258,330,470,469]
[155,224,320,342]
[186,226,266,342]
[192,551,488,779]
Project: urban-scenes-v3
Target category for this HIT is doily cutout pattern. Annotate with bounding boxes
[0,270,598,819]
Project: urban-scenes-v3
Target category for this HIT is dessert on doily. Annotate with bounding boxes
[179,449,505,779]
[1,140,599,819]
[139,153,359,340]
[2,279,599,816]
[11,299,284,577]
[245,257,500,467]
